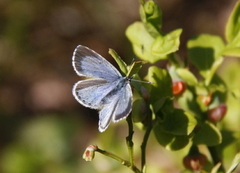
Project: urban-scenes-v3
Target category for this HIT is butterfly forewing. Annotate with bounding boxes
[72,45,122,81]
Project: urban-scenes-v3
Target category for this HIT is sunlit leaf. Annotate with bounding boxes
[176,68,198,86]
[221,47,240,57]
[226,152,240,173]
[211,162,222,173]
[224,1,240,58]
[147,66,172,104]
[152,29,182,58]
[108,48,128,75]
[126,22,157,63]
[177,89,202,117]
[127,61,146,77]
[140,0,162,37]
[225,1,240,43]
[126,23,182,63]
[187,34,225,85]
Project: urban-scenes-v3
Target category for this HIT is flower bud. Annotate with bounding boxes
[207,103,227,123]
[199,93,212,106]
[183,154,207,171]
[140,86,150,101]
[183,145,207,171]
[83,145,98,161]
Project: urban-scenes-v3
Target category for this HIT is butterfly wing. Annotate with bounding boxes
[72,45,133,132]
[73,78,120,109]
[72,45,122,81]
[112,83,132,122]
[98,82,132,132]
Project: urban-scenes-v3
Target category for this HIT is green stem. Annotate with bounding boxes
[208,146,225,172]
[96,148,141,173]
[126,115,135,166]
[140,114,153,172]
[125,115,142,173]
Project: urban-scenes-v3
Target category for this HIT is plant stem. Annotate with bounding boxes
[125,115,142,173]
[140,114,153,172]
[208,146,225,172]
[126,115,135,167]
[96,147,141,173]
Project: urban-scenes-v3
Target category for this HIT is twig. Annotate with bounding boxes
[96,147,141,173]
[126,115,135,166]
[140,114,153,172]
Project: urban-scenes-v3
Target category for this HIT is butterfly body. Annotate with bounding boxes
[72,45,132,132]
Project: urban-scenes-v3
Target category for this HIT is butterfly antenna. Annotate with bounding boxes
[131,78,154,84]
[130,57,135,66]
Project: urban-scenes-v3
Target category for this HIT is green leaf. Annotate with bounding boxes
[211,163,222,173]
[208,57,224,85]
[147,66,172,104]
[153,123,189,150]
[221,47,240,57]
[126,22,182,63]
[219,130,238,150]
[140,0,162,37]
[223,30,240,57]
[177,89,202,117]
[187,34,225,85]
[225,1,240,43]
[226,152,240,173]
[126,22,157,63]
[192,121,222,146]
[142,22,161,39]
[109,49,144,78]
[151,29,182,58]
[108,48,128,75]
[176,68,198,86]
[161,109,197,135]
[127,61,146,77]
[151,97,168,115]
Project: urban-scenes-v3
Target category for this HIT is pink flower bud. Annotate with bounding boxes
[199,93,212,105]
[183,153,207,171]
[83,145,98,161]
[207,104,227,123]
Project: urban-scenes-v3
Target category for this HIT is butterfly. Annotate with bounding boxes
[72,45,132,132]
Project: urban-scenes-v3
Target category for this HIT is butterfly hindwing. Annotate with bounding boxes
[98,82,132,132]
[73,78,120,109]
[112,83,132,122]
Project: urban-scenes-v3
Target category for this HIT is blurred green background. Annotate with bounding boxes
[0,0,239,172]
